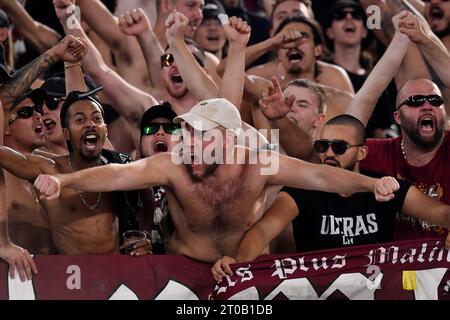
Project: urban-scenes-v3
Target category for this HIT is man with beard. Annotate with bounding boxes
[360,79,450,239]
[246,14,354,94]
[0,88,148,256]
[33,97,401,263]
[211,114,450,280]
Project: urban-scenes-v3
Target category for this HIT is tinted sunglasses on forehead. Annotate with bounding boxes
[314,139,363,155]
[397,94,443,110]
[160,53,205,68]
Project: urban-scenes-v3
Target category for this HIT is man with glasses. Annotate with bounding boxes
[323,0,396,139]
[3,89,57,257]
[139,103,181,253]
[212,114,450,280]
[361,78,450,240]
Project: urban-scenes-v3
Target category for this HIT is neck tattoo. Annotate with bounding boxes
[67,154,102,210]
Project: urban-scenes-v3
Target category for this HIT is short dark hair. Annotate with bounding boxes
[282,79,326,114]
[270,0,314,22]
[60,88,104,128]
[273,15,325,47]
[324,114,366,144]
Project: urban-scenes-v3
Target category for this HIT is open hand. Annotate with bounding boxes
[259,76,295,120]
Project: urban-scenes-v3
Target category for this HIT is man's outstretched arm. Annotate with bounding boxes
[34,153,176,200]
[267,152,399,201]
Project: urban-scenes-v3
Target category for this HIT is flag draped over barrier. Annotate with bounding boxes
[0,238,449,300]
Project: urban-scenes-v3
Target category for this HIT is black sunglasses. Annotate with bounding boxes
[45,96,65,110]
[8,105,43,123]
[314,139,363,155]
[142,123,181,135]
[397,94,443,110]
[160,53,205,68]
[332,9,364,21]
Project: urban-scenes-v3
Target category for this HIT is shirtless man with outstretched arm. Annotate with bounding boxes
[34,98,399,263]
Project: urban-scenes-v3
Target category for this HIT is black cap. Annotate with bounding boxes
[140,102,177,135]
[202,0,226,21]
[41,76,66,97]
[0,9,10,29]
[322,0,364,28]
[11,88,47,110]
[60,86,104,128]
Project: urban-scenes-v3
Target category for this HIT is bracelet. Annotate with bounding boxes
[64,62,81,70]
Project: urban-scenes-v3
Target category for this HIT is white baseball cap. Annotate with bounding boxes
[174,98,242,135]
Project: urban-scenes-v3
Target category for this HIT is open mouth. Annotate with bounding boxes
[344,25,356,33]
[34,124,43,135]
[287,49,303,63]
[154,141,168,153]
[82,132,99,150]
[43,118,56,131]
[207,34,220,42]
[430,6,444,21]
[170,72,183,84]
[419,115,435,134]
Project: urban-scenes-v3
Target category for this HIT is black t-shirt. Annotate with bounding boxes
[282,174,411,252]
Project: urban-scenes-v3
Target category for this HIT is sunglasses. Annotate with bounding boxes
[314,139,363,155]
[397,94,443,110]
[45,96,65,110]
[332,9,364,21]
[160,53,205,68]
[8,105,43,124]
[142,123,181,135]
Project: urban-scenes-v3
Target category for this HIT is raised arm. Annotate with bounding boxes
[258,76,317,161]
[165,11,218,100]
[268,152,399,200]
[53,0,158,127]
[34,153,177,200]
[346,11,411,127]
[0,0,60,52]
[118,8,166,92]
[219,17,251,109]
[0,35,86,112]
[399,13,450,89]
[211,191,298,281]
[217,23,303,75]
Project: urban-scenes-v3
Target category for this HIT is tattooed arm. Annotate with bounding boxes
[0,35,87,112]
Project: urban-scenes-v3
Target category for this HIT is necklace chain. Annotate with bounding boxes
[67,154,102,210]
[401,139,407,160]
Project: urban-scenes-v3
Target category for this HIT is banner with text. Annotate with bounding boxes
[0,238,449,300]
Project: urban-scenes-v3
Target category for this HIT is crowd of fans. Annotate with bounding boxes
[0,0,448,284]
